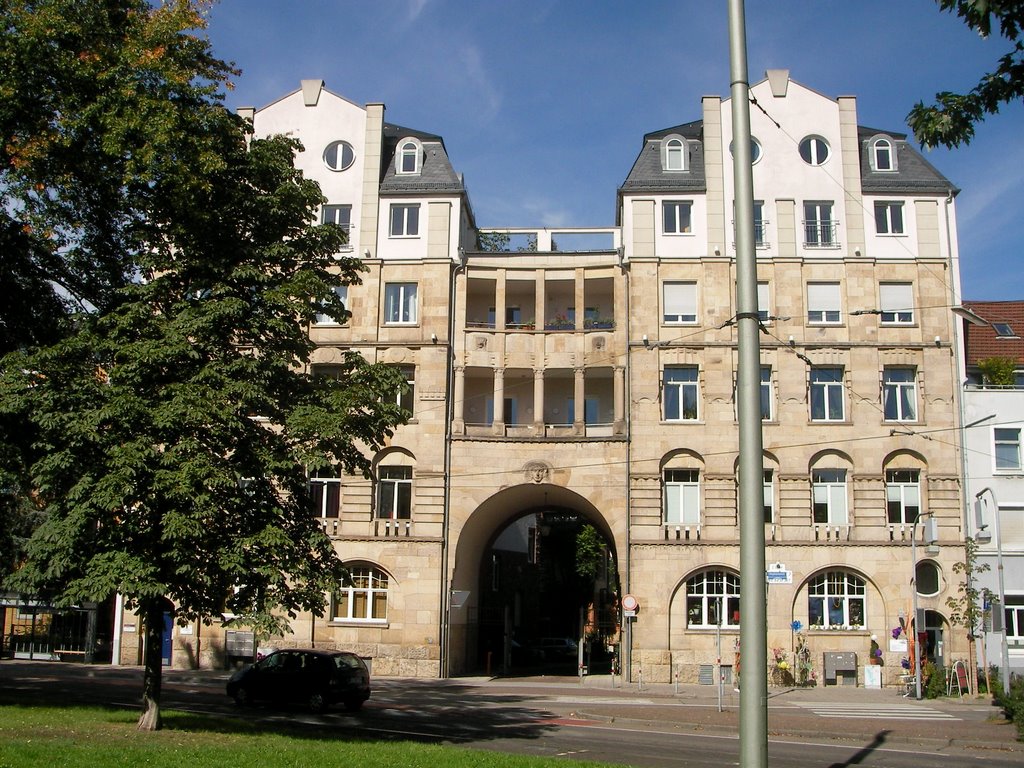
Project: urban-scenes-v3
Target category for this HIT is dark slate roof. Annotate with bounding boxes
[379,122,465,194]
[858,127,959,196]
[963,301,1024,366]
[617,120,708,200]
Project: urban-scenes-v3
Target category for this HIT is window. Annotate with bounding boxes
[686,570,740,628]
[389,204,420,237]
[874,201,905,235]
[332,565,388,622]
[377,466,412,519]
[663,201,692,234]
[916,561,940,596]
[663,281,697,324]
[486,397,516,425]
[1006,596,1024,643]
[313,286,349,325]
[810,367,845,421]
[803,202,836,247]
[994,322,1018,338]
[753,201,767,247]
[729,137,762,164]
[664,469,700,525]
[872,138,895,171]
[398,140,421,174]
[808,571,865,628]
[763,469,775,523]
[664,366,699,421]
[663,136,687,171]
[310,466,342,518]
[886,469,920,524]
[799,136,830,165]
[321,204,353,239]
[384,283,417,325]
[323,141,356,172]
[757,281,770,322]
[812,469,848,524]
[883,367,917,421]
[807,282,841,324]
[879,282,914,324]
[760,366,773,421]
[995,427,1022,471]
[395,364,415,415]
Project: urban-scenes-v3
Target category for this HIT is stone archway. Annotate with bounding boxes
[446,482,621,676]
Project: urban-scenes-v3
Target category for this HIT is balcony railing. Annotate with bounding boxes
[803,221,840,248]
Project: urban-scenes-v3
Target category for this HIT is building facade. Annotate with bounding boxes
[959,300,1024,675]
[115,72,973,686]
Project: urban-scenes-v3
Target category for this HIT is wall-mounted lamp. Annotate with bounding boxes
[854,247,862,257]
[363,248,371,258]
[642,334,649,348]
[713,245,721,256]
[788,335,795,346]
[431,333,438,344]
[934,336,941,347]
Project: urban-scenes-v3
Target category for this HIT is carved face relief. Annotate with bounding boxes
[524,461,551,484]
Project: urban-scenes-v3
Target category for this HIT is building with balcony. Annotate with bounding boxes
[119,72,973,686]
[958,300,1024,674]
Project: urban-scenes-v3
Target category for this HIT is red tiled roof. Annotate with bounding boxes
[963,300,1024,365]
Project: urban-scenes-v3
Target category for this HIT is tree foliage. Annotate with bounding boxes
[909,1,1024,148]
[0,0,405,730]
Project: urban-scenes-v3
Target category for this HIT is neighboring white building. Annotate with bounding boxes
[114,72,977,687]
[959,300,1024,675]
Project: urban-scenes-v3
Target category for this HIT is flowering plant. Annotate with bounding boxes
[891,626,903,640]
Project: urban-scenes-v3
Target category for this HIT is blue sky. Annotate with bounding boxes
[204,0,1023,301]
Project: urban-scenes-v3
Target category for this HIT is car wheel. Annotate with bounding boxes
[343,697,364,712]
[233,687,251,707]
[308,691,328,714]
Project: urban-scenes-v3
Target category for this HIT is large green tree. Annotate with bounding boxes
[0,0,405,730]
[909,1,1024,148]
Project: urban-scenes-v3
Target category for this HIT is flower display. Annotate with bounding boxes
[891,627,903,640]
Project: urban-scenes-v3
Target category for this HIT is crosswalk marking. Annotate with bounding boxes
[790,701,958,721]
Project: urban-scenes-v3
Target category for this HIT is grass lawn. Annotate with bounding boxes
[0,705,603,768]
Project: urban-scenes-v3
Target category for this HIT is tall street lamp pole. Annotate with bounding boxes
[911,515,938,699]
[976,487,1010,693]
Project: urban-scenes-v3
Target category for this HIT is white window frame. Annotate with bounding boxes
[1005,595,1024,644]
[663,281,697,324]
[757,281,770,322]
[760,365,774,421]
[321,204,353,245]
[882,367,918,421]
[377,466,412,519]
[799,135,830,166]
[808,571,865,629]
[803,201,837,247]
[397,139,422,174]
[332,565,388,623]
[389,203,420,237]
[810,367,845,422]
[384,282,418,325]
[663,136,687,171]
[886,469,921,524]
[395,364,415,415]
[763,468,775,524]
[812,469,848,525]
[874,201,905,235]
[995,427,1023,472]
[313,285,349,326]
[871,137,896,171]
[310,467,342,519]
[686,570,740,628]
[664,469,700,525]
[807,282,842,324]
[663,200,693,235]
[664,366,700,421]
[879,282,914,324]
[323,140,355,172]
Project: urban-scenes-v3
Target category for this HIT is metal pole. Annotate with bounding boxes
[912,529,922,699]
[727,2,768,766]
[978,488,1011,692]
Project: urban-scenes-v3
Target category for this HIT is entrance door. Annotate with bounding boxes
[924,610,945,669]
[161,612,173,667]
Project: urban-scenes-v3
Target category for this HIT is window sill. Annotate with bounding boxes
[806,627,868,634]
[808,420,852,426]
[327,620,389,628]
[383,322,419,327]
[662,420,704,425]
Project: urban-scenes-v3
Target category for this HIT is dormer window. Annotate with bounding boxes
[662,135,688,171]
[870,137,896,172]
[397,138,423,175]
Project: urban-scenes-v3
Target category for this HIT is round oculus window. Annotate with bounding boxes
[799,136,830,166]
[729,137,762,164]
[323,140,355,172]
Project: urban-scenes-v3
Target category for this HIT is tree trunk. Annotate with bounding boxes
[137,600,165,731]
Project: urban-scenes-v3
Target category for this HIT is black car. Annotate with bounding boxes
[227,648,370,713]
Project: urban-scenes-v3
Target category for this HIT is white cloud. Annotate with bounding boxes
[406,0,429,23]
[458,44,501,123]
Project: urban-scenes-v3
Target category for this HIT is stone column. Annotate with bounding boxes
[534,369,545,435]
[574,367,585,435]
[493,367,505,436]
[452,365,465,433]
[614,365,626,433]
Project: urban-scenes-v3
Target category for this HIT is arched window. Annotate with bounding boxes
[916,561,940,596]
[663,136,687,171]
[808,570,865,629]
[332,564,389,622]
[398,139,421,174]
[686,570,740,628]
[871,137,895,171]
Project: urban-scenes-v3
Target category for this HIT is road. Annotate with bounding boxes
[1,662,1021,767]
